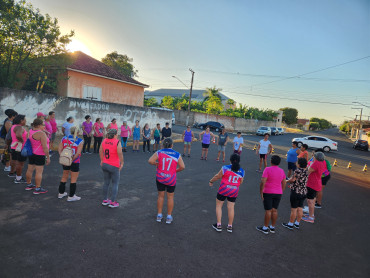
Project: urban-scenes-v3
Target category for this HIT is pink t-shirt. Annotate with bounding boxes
[44,121,52,138]
[50,118,58,133]
[262,166,285,194]
[120,125,132,137]
[306,160,326,191]
[93,122,104,137]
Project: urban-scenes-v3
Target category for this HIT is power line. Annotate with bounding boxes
[250,55,370,87]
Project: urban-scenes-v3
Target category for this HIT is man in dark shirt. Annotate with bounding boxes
[161,122,172,140]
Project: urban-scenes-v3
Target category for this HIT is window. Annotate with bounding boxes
[83,86,102,101]
[317,137,327,141]
[307,137,316,140]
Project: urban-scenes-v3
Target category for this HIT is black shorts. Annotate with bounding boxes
[11,149,27,162]
[28,154,46,166]
[321,174,331,186]
[202,143,210,149]
[260,154,267,159]
[263,193,282,210]
[288,162,297,170]
[62,163,80,172]
[156,180,175,193]
[290,190,306,208]
[306,187,317,199]
[216,193,236,203]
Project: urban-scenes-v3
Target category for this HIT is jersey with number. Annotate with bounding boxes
[218,165,245,197]
[102,138,120,168]
[156,148,180,186]
[61,135,83,163]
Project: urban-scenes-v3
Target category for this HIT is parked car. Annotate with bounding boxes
[197,121,225,132]
[270,127,279,135]
[277,127,285,135]
[256,126,271,136]
[353,139,369,151]
[292,136,338,152]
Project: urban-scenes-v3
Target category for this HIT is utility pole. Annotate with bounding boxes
[358,108,363,139]
[186,68,195,126]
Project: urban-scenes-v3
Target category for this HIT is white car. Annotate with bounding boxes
[277,128,284,135]
[292,136,338,152]
[256,126,271,136]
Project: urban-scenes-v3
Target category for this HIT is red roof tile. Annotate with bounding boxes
[67,51,148,88]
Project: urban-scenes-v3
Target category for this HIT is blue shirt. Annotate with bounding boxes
[287,148,299,163]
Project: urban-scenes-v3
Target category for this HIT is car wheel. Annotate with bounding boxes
[323,146,330,152]
[215,128,219,132]
[297,142,302,148]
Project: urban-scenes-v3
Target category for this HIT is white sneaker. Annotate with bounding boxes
[4,166,11,172]
[67,195,81,202]
[303,206,309,214]
[58,192,68,199]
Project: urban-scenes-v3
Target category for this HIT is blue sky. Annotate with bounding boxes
[29,0,370,124]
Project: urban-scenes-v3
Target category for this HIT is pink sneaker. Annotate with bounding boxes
[102,199,111,206]
[108,201,119,208]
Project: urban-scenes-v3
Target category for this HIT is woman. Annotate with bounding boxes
[1,109,17,172]
[25,119,50,194]
[316,159,332,209]
[120,121,131,152]
[93,118,104,153]
[62,117,74,136]
[107,118,118,132]
[58,126,83,202]
[282,157,308,230]
[256,133,272,173]
[132,120,141,152]
[286,141,301,178]
[44,115,52,141]
[82,115,93,154]
[49,111,58,152]
[100,129,124,208]
[298,144,309,162]
[153,123,161,153]
[148,138,185,224]
[256,155,286,234]
[209,153,245,233]
[199,127,215,161]
[182,125,194,157]
[142,123,151,152]
[302,152,327,224]
[9,115,28,183]
[216,128,229,162]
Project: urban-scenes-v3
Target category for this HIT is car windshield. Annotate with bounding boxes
[260,127,267,130]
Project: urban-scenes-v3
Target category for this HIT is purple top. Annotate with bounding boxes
[184,130,192,142]
[202,132,211,144]
[82,121,93,135]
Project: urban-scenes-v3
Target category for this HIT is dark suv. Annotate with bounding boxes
[197,121,225,132]
[353,139,369,151]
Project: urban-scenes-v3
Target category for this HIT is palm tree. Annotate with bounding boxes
[203,86,222,102]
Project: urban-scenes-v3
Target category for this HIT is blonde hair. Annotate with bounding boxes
[70,126,79,135]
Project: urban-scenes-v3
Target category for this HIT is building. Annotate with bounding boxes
[57,51,148,106]
[297,119,310,131]
[145,89,236,109]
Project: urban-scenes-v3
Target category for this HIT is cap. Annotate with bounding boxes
[37,112,46,117]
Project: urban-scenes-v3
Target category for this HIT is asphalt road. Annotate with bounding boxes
[0,128,369,277]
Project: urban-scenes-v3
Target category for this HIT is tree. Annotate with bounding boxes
[203,95,223,114]
[309,122,320,130]
[203,86,222,102]
[101,51,137,77]
[0,0,74,88]
[280,107,298,125]
[161,96,174,109]
[173,93,189,110]
[144,97,159,107]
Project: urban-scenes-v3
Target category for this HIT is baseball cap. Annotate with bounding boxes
[37,112,46,117]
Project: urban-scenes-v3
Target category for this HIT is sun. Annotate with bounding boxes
[67,39,92,56]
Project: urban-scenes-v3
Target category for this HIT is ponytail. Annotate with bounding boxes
[163,138,173,149]
[230,153,240,173]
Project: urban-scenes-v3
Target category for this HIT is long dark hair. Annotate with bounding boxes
[13,114,25,125]
[230,153,240,172]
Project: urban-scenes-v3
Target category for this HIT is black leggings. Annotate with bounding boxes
[143,140,150,151]
[83,135,92,152]
[94,136,103,153]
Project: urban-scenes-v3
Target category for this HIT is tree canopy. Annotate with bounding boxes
[0,0,74,88]
[280,107,298,125]
[101,51,137,77]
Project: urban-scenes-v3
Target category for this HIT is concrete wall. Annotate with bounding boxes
[0,88,171,130]
[66,70,144,107]
[174,109,277,132]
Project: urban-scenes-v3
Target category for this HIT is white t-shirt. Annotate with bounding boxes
[233,137,244,151]
[259,139,271,154]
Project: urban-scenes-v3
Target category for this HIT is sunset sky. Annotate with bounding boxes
[28,0,370,124]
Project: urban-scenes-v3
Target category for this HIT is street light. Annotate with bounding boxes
[172,69,195,126]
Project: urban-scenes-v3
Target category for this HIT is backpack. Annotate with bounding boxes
[21,131,42,157]
[0,119,9,139]
[59,130,77,166]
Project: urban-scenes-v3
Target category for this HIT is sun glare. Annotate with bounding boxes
[67,39,92,56]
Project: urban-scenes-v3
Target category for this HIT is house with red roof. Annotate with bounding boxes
[57,51,148,106]
[297,118,310,131]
